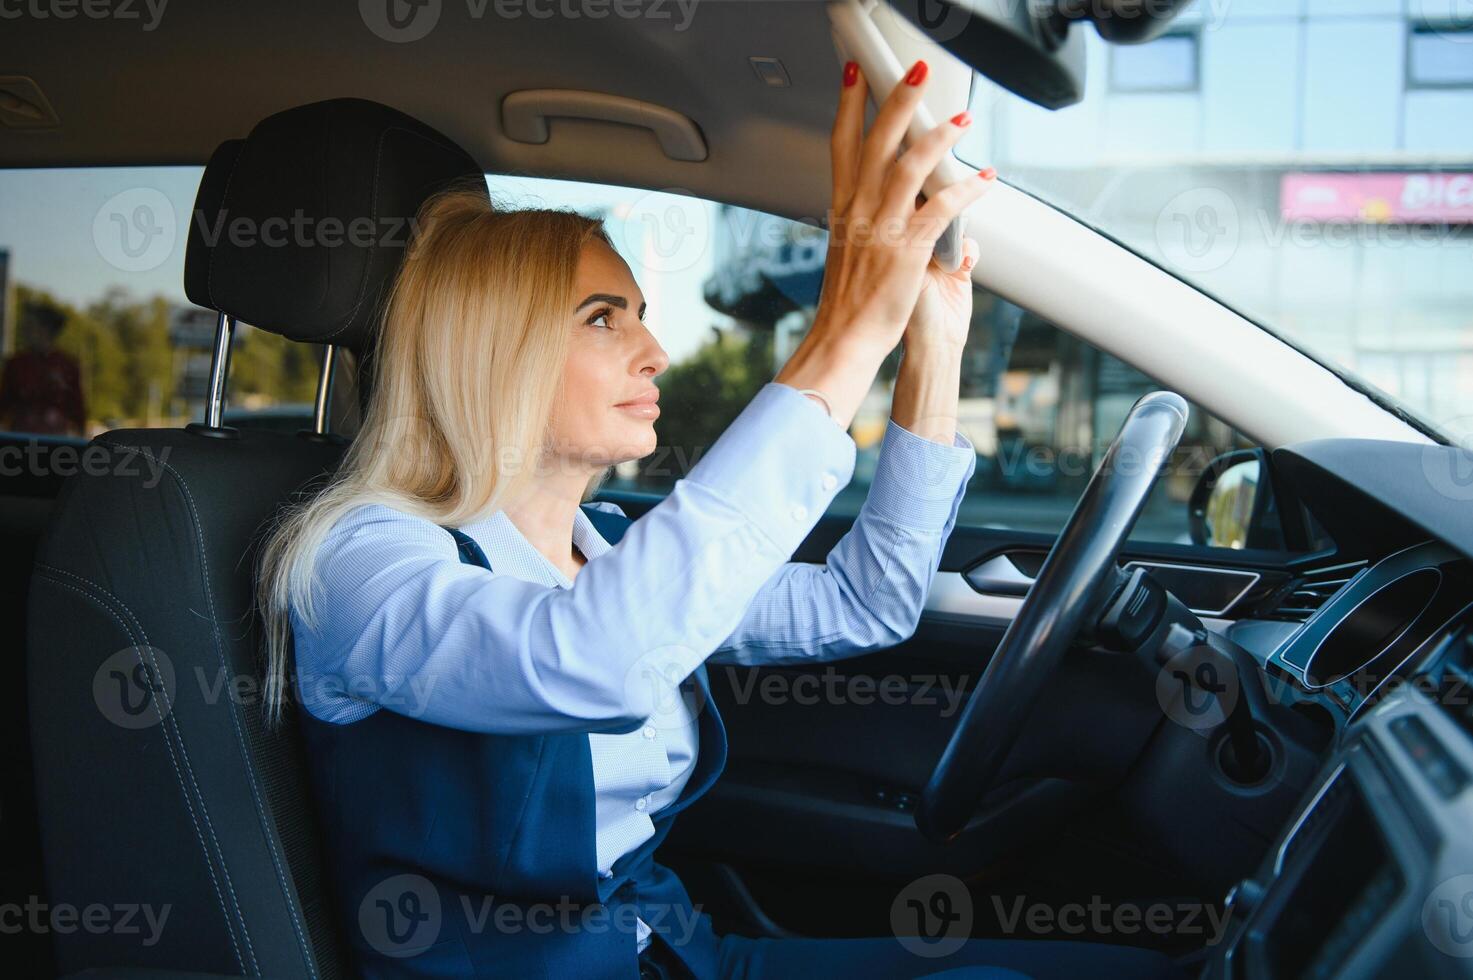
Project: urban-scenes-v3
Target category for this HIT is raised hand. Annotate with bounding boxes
[814,59,995,356]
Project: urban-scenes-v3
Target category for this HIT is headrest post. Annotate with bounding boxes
[313,344,338,435]
[204,311,235,428]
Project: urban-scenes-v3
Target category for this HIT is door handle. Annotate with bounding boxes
[964,554,1036,597]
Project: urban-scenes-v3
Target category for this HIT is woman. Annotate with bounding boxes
[259,62,1177,980]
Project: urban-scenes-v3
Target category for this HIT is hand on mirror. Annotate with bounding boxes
[904,234,979,355]
[812,60,995,356]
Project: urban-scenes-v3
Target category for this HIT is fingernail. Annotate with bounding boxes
[843,61,858,88]
[978,167,996,180]
[904,60,928,86]
[950,111,971,127]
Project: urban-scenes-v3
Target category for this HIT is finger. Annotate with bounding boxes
[958,236,979,274]
[830,60,868,214]
[877,110,972,222]
[853,59,930,209]
[910,171,996,247]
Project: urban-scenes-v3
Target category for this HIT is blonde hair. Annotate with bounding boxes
[255,185,613,724]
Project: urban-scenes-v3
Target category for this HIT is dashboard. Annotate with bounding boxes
[1266,542,1473,722]
[1197,439,1473,978]
[1212,619,1473,978]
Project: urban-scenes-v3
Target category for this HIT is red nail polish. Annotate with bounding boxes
[904,60,928,86]
[950,111,971,127]
[978,167,996,180]
[843,61,858,87]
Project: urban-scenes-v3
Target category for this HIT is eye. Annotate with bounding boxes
[586,307,615,330]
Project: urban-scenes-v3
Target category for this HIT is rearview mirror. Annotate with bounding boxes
[883,0,1198,110]
[884,0,1085,109]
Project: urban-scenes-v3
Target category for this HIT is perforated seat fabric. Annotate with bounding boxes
[26,97,486,975]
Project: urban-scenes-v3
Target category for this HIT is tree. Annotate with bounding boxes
[637,327,774,487]
[8,283,321,430]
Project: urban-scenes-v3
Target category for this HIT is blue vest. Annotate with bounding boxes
[297,504,729,978]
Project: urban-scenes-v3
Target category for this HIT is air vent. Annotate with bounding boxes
[1265,560,1367,623]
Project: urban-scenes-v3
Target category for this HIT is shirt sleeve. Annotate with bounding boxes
[292,381,857,735]
[709,415,976,666]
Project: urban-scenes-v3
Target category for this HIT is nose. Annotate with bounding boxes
[637,324,670,379]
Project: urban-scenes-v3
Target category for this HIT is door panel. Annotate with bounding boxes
[595,490,1304,936]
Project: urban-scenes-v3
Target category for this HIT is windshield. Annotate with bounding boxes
[956,5,1473,445]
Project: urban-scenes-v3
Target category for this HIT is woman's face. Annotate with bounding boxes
[547,237,669,470]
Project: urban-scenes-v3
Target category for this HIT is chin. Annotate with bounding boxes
[624,425,659,461]
[593,426,655,466]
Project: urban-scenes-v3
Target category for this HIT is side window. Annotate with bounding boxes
[0,167,324,440]
[956,297,1256,548]
[491,174,1266,552]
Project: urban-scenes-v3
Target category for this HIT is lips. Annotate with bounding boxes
[615,390,660,407]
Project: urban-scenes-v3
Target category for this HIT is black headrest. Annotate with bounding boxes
[184,98,485,354]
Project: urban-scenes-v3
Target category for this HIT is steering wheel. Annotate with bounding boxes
[917,391,1190,843]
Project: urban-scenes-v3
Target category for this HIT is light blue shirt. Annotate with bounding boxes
[290,380,977,951]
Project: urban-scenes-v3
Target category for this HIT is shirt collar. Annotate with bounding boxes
[456,504,613,588]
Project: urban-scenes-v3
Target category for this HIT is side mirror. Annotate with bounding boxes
[1189,449,1283,550]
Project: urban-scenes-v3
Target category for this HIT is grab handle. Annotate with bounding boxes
[502,89,708,163]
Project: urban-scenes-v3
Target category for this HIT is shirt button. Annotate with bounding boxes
[791,504,808,521]
[642,725,657,739]
[635,796,649,812]
[822,472,838,490]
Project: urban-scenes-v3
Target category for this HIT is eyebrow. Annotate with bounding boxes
[575,293,647,318]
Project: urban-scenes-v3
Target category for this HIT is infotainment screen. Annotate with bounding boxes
[1261,775,1403,978]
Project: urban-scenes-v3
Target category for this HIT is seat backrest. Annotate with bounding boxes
[26,98,485,977]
